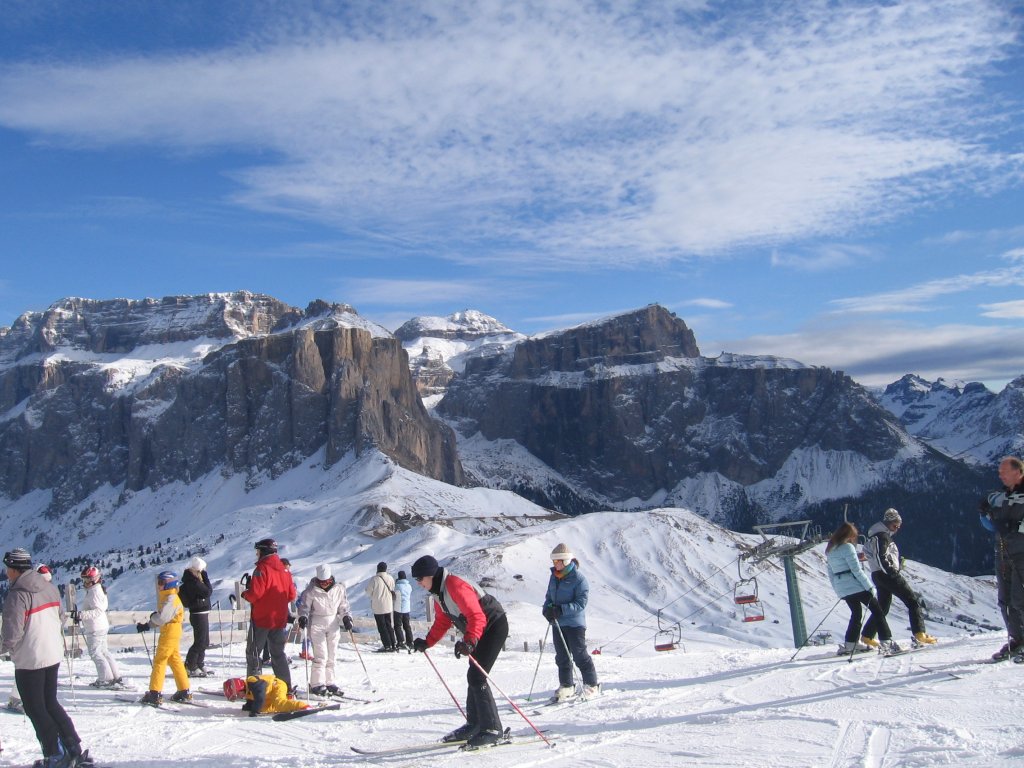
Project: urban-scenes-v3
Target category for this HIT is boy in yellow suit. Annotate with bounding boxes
[222,674,309,715]
[136,571,191,706]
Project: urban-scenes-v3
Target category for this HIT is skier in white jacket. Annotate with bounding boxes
[297,565,353,696]
[74,566,122,688]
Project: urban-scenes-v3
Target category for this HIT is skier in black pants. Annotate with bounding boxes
[1,548,93,767]
[410,555,508,749]
[179,555,213,676]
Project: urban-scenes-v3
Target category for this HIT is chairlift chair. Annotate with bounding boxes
[734,560,765,622]
[654,609,683,652]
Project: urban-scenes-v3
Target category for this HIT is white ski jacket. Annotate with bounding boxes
[298,579,352,634]
[78,582,110,634]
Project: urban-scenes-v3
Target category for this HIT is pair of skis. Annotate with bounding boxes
[351,727,554,757]
[116,693,340,721]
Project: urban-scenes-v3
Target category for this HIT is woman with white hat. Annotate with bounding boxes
[543,543,600,702]
[179,556,213,677]
[297,564,353,697]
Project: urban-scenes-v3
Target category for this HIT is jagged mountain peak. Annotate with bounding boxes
[274,299,392,338]
[393,309,516,341]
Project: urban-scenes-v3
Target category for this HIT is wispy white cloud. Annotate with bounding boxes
[0,0,1018,266]
[829,261,1024,314]
[338,278,489,307]
[713,320,1024,389]
[679,298,733,309]
[770,244,876,272]
[980,300,1024,319]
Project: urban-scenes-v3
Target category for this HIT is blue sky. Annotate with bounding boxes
[1,0,1023,389]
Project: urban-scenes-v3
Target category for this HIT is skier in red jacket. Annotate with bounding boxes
[410,555,508,749]
[242,539,297,688]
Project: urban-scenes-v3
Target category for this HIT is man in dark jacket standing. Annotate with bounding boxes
[242,539,296,687]
[179,555,213,677]
[2,548,91,768]
[979,456,1024,661]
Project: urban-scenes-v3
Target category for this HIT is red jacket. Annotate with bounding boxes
[242,554,296,629]
[425,572,491,648]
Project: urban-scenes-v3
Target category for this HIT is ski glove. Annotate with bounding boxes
[343,615,353,631]
[542,604,562,622]
[286,614,295,625]
[454,639,475,659]
[136,621,151,633]
[69,610,80,625]
[298,616,308,629]
[412,638,428,653]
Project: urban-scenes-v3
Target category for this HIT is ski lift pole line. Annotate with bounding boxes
[618,558,776,657]
[788,598,842,662]
[595,553,743,653]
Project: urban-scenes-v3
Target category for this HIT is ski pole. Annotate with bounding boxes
[420,649,466,718]
[466,654,554,748]
[303,625,310,702]
[228,594,237,665]
[527,623,551,701]
[550,619,579,691]
[789,598,841,661]
[347,628,376,692]
[139,627,153,666]
[61,621,77,708]
[213,599,224,661]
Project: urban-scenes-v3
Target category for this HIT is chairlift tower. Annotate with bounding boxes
[743,521,823,649]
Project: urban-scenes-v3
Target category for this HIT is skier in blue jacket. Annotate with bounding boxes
[543,543,600,702]
[825,523,901,656]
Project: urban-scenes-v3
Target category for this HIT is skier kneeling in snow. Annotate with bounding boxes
[297,564,353,697]
[409,554,508,749]
[223,675,309,716]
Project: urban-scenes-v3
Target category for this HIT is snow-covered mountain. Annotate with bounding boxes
[394,309,524,400]
[877,373,1024,466]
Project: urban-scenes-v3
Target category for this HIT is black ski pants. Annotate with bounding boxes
[552,624,598,687]
[994,547,1024,645]
[393,611,413,647]
[16,663,80,758]
[842,590,891,644]
[186,611,210,671]
[373,613,397,649]
[862,571,925,639]
[464,612,508,735]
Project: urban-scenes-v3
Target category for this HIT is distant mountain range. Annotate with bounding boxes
[1,292,1019,576]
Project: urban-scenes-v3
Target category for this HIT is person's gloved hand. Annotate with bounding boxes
[542,604,562,622]
[454,639,475,659]
[979,498,992,515]
[240,572,251,588]
[286,614,295,625]
[69,610,80,625]
[136,621,151,633]
[298,615,308,629]
[343,615,353,631]
[412,638,428,653]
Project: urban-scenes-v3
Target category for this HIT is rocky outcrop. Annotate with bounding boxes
[0,294,462,515]
[438,305,991,572]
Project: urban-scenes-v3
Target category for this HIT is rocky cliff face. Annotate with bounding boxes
[0,293,462,515]
[438,305,991,572]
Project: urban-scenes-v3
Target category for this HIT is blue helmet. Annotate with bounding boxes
[157,570,179,590]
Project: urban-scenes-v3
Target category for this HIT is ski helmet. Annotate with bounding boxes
[81,565,100,584]
[157,570,179,590]
[254,538,278,557]
[223,678,246,701]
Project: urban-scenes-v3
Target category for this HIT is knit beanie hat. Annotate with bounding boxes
[188,555,207,572]
[550,543,575,562]
[3,548,32,571]
[397,570,407,580]
[376,561,388,573]
[316,564,332,581]
[410,555,439,579]
[883,508,902,525]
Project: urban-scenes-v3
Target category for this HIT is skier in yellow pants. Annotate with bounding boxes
[136,571,191,706]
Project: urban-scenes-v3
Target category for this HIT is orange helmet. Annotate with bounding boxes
[223,678,246,701]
